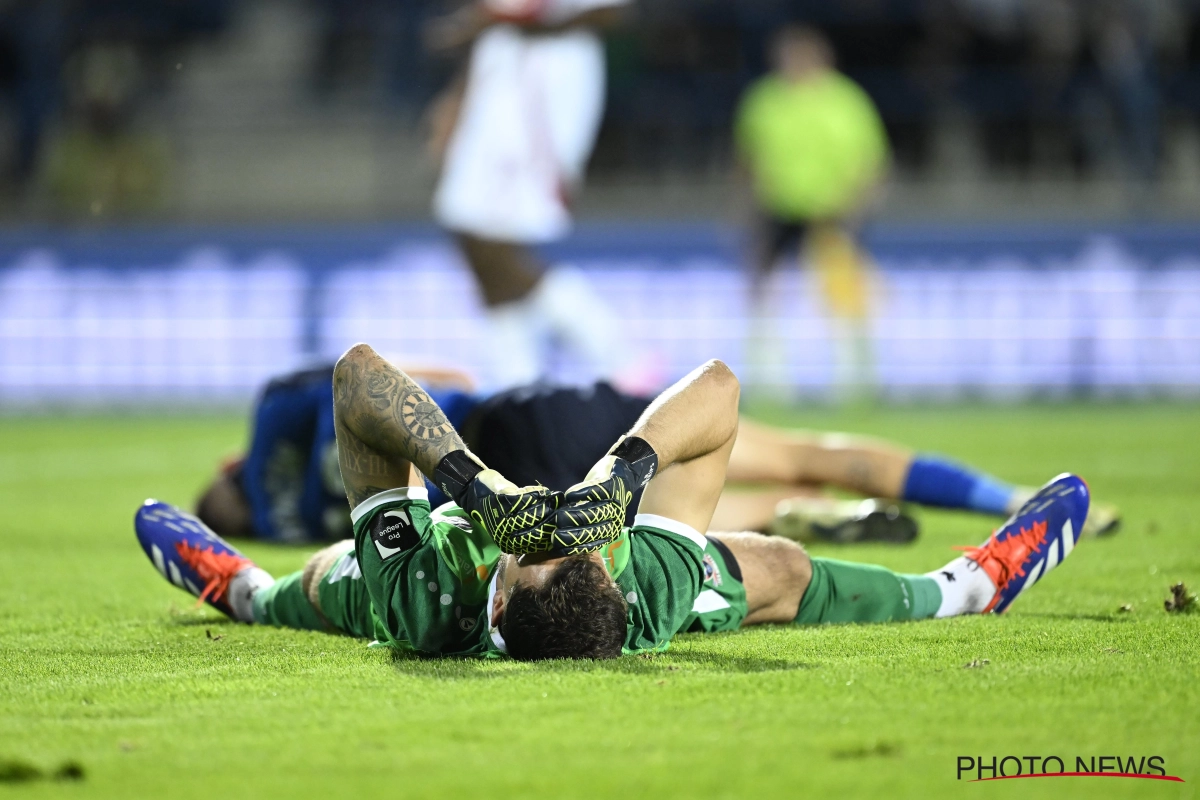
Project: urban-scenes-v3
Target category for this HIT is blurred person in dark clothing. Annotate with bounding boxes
[41,42,169,219]
[735,25,888,402]
[1087,0,1163,186]
[0,1,65,191]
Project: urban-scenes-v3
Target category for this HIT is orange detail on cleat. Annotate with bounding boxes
[174,541,252,607]
[955,519,1048,613]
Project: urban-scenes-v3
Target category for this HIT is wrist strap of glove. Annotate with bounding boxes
[611,436,659,488]
[432,450,484,504]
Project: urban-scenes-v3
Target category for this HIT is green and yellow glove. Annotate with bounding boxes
[432,450,558,554]
[553,436,659,556]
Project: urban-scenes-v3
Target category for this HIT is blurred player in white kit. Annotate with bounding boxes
[426,0,644,390]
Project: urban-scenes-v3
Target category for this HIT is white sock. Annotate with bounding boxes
[484,299,544,388]
[926,556,996,617]
[831,317,875,405]
[227,567,274,623]
[531,266,633,379]
[745,307,790,396]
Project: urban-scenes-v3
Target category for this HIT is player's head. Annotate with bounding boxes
[195,458,253,538]
[771,24,834,80]
[493,552,627,660]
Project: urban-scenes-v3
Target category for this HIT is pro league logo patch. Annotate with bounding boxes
[371,508,419,560]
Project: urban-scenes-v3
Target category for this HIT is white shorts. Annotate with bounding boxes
[433,25,607,243]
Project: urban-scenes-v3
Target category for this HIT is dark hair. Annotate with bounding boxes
[195,472,252,538]
[501,556,627,661]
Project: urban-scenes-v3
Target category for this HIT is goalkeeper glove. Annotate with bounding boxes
[432,450,558,554]
[553,436,658,555]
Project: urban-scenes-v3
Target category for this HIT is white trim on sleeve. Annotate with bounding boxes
[632,513,707,550]
[429,501,461,522]
[350,486,430,525]
[486,571,508,654]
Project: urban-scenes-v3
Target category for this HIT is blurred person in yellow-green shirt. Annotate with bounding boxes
[735,25,888,403]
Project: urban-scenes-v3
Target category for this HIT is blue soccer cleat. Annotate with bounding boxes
[957,474,1090,614]
[134,499,258,618]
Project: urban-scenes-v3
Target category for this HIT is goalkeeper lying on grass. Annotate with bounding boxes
[136,344,1091,660]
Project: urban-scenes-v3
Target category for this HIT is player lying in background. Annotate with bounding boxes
[137,345,1091,660]
[196,365,1118,545]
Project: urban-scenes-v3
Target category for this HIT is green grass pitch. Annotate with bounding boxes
[1,405,1198,798]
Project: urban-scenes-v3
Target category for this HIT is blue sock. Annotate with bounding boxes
[901,455,1015,515]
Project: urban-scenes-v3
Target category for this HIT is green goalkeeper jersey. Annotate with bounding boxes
[350,489,711,657]
[352,488,502,657]
[597,513,709,654]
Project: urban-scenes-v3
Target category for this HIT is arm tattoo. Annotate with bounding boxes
[337,424,398,479]
[334,348,466,478]
[398,389,456,442]
[346,484,392,508]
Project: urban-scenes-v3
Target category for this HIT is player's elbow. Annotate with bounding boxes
[702,359,741,412]
[335,343,376,378]
[338,342,377,368]
[333,343,377,406]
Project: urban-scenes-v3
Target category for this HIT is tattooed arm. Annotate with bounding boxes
[331,344,559,553]
[332,343,468,508]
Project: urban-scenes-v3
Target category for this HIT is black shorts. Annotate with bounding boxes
[461,382,652,525]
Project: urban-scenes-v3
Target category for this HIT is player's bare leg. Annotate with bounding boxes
[625,361,741,534]
[456,234,542,307]
[727,419,911,496]
[455,233,637,388]
[454,235,545,386]
[723,421,915,542]
[726,418,1119,538]
[709,485,821,533]
[301,539,356,610]
[708,532,812,624]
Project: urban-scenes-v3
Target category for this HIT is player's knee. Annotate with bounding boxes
[336,343,376,375]
[704,358,739,392]
[770,536,812,588]
[701,358,741,419]
[301,541,353,609]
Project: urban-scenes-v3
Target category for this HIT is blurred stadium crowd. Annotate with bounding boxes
[1,0,1199,219]
[602,0,1196,181]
